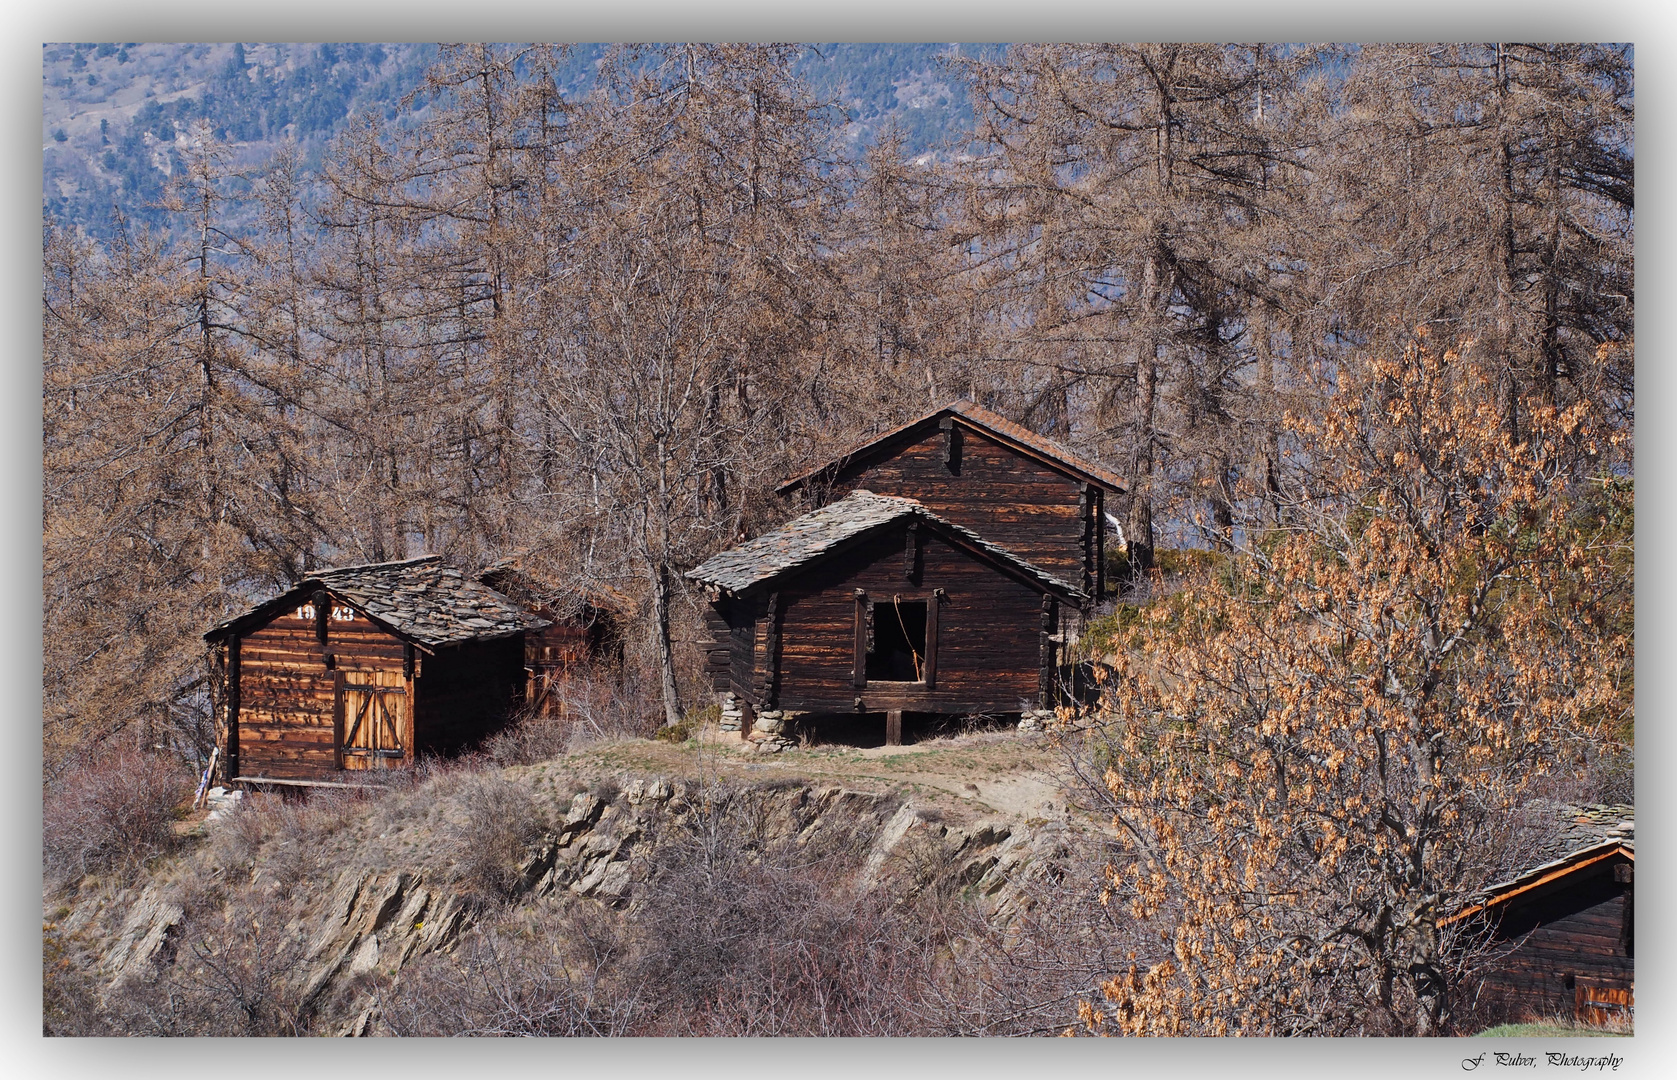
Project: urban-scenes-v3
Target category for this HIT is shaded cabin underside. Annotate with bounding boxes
[706,522,1062,718]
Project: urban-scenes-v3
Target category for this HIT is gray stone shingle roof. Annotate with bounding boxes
[1544,802,1635,857]
[686,489,1085,601]
[1484,802,1634,899]
[208,556,550,648]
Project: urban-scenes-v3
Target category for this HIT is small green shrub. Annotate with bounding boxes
[654,720,694,744]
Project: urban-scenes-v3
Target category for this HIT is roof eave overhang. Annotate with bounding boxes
[686,510,1085,606]
[202,579,537,655]
[1443,842,1634,926]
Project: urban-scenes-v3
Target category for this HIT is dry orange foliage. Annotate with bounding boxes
[1076,342,1632,1036]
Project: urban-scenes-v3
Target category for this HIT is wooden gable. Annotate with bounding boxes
[776,402,1123,600]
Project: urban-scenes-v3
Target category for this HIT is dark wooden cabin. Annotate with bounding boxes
[477,563,628,719]
[688,489,1086,745]
[1453,805,1634,1026]
[776,400,1125,606]
[205,556,550,786]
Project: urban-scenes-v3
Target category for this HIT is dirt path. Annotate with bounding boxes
[571,725,1088,827]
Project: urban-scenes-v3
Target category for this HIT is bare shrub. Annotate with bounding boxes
[377,905,638,1036]
[101,885,315,1036]
[44,920,108,1036]
[43,749,189,885]
[438,772,547,906]
[483,669,661,764]
[619,789,941,1035]
[204,792,282,881]
[482,702,572,767]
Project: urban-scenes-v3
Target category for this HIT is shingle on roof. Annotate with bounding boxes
[1522,802,1634,866]
[686,490,1084,601]
[776,399,1126,495]
[1484,802,1634,898]
[208,555,550,647]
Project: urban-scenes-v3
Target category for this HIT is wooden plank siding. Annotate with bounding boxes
[1470,861,1634,1024]
[722,524,1050,715]
[817,426,1099,600]
[229,609,526,780]
[234,611,413,780]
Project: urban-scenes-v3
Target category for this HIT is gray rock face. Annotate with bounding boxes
[76,772,1075,1036]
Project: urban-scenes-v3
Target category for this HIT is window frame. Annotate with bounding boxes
[853,589,938,690]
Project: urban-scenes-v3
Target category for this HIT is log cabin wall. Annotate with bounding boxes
[820,427,1093,592]
[1471,859,1634,1024]
[211,557,551,783]
[757,524,1050,715]
[232,604,412,781]
[523,615,619,717]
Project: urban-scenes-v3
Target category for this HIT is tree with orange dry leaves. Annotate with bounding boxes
[1072,340,1632,1036]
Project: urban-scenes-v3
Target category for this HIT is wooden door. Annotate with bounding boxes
[1575,982,1633,1027]
[336,669,408,770]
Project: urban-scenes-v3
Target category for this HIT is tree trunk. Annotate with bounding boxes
[649,560,684,727]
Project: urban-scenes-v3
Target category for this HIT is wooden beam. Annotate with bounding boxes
[235,775,388,790]
[1039,594,1058,708]
[940,416,963,473]
[225,638,240,782]
[886,709,903,747]
[762,591,781,708]
[923,590,939,689]
[332,670,345,771]
[1095,486,1105,601]
[1081,484,1096,598]
[853,589,868,688]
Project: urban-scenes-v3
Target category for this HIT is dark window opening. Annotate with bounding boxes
[867,600,926,682]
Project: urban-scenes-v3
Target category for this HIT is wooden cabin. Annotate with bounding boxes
[1453,804,1634,1026]
[776,400,1125,607]
[688,489,1086,745]
[477,563,628,719]
[204,556,550,786]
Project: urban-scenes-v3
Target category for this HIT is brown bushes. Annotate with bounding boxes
[437,771,548,906]
[98,884,315,1036]
[484,670,660,767]
[43,750,189,886]
[379,906,637,1036]
[367,784,1127,1037]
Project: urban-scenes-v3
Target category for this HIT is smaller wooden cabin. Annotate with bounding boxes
[205,556,550,785]
[477,563,628,719]
[688,489,1086,745]
[1453,804,1634,1026]
[776,400,1126,607]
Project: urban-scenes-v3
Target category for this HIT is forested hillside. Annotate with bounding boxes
[43,43,1633,1037]
[43,42,997,239]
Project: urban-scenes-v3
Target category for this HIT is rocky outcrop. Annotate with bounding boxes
[69,771,1079,1036]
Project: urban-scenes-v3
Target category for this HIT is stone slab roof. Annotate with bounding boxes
[776,399,1126,495]
[1452,803,1635,921]
[207,556,550,648]
[686,489,1085,601]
